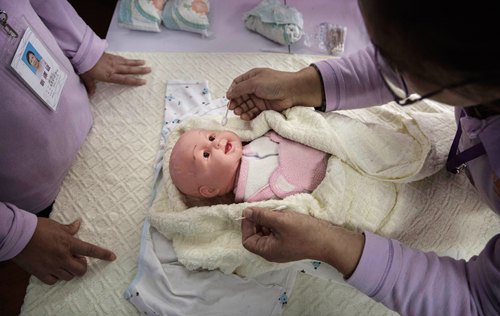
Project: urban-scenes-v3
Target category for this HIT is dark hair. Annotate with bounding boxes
[359,0,500,101]
[25,50,37,62]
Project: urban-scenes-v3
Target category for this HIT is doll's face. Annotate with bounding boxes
[169,129,243,198]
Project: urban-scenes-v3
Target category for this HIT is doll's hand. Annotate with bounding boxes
[226,67,323,120]
[80,52,151,96]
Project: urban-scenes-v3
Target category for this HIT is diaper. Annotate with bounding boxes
[243,0,304,45]
[162,0,212,37]
[118,0,165,32]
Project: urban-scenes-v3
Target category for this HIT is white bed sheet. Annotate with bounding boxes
[21,52,500,316]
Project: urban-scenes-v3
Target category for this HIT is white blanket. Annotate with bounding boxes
[150,102,457,277]
[21,52,499,316]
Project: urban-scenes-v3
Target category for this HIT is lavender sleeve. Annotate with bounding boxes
[348,231,500,315]
[313,46,500,314]
[30,0,106,74]
[0,204,37,261]
[0,0,102,261]
[313,45,393,111]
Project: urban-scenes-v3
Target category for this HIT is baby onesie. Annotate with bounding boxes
[124,218,297,316]
[234,131,329,202]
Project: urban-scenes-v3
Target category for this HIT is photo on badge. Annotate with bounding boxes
[22,42,46,79]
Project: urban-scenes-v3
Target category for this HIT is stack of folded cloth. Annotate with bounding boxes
[162,0,211,37]
[243,0,304,45]
[118,0,166,32]
[118,0,211,37]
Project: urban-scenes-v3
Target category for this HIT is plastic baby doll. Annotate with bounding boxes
[169,128,329,203]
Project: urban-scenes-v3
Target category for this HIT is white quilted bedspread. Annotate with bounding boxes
[21,52,500,316]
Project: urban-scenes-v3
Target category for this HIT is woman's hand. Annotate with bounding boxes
[80,52,152,96]
[226,66,323,121]
[12,218,116,285]
[241,207,365,277]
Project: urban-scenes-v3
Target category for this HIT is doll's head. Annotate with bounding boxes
[169,128,243,198]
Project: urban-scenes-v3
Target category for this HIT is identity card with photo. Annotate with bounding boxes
[10,26,67,111]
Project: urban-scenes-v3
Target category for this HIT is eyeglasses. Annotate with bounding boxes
[373,47,472,106]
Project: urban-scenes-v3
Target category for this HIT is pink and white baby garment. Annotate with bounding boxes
[234,131,329,202]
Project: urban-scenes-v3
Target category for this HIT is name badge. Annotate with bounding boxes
[10,26,67,111]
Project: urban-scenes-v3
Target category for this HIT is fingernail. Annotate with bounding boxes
[110,253,117,261]
[243,208,253,218]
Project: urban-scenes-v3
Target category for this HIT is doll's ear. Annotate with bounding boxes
[199,186,220,198]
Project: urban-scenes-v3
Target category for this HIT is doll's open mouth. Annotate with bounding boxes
[225,143,232,154]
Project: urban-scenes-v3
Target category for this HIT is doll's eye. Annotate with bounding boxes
[208,135,215,141]
[203,152,210,159]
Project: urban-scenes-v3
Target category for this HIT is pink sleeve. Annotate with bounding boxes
[0,203,37,261]
[348,231,500,315]
[30,0,107,74]
[313,45,393,111]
